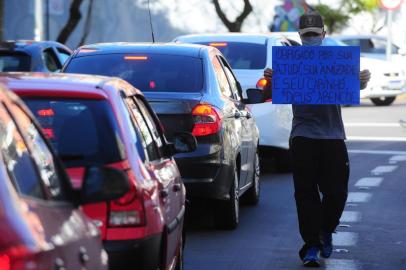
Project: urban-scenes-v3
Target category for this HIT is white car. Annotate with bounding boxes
[174,33,294,171]
[278,32,406,106]
[334,35,406,61]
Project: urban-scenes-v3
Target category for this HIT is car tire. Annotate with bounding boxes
[174,235,184,270]
[215,163,239,230]
[275,149,292,173]
[242,151,260,205]
[370,96,396,106]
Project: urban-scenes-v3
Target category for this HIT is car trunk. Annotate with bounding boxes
[143,92,203,139]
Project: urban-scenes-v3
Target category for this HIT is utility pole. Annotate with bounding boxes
[34,0,44,41]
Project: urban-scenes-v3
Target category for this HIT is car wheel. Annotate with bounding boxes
[275,149,292,173]
[215,163,239,230]
[174,235,184,270]
[242,151,260,205]
[370,96,396,106]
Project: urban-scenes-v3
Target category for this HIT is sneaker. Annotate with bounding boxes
[320,231,333,258]
[302,246,320,267]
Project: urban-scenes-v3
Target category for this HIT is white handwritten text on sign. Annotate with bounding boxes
[272,46,360,104]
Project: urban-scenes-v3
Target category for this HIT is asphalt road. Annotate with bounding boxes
[183,99,406,270]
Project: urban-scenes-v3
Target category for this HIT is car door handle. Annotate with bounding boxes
[173,183,182,192]
[54,258,66,270]
[160,189,169,198]
[79,246,89,264]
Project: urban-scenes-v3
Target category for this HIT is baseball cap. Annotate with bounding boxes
[299,11,324,35]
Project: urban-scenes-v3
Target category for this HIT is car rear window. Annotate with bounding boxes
[0,52,31,71]
[64,53,204,92]
[23,98,125,168]
[196,41,267,69]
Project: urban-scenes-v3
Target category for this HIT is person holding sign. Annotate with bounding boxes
[264,11,371,267]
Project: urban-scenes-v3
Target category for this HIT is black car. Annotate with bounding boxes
[62,43,261,229]
[0,40,72,72]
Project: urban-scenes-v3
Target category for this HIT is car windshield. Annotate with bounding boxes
[64,53,204,92]
[23,98,125,168]
[0,53,31,71]
[194,41,267,69]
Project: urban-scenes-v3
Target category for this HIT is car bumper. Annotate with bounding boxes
[247,103,292,149]
[361,79,406,99]
[176,147,234,200]
[104,234,162,270]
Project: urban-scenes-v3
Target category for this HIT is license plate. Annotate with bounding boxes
[388,80,402,89]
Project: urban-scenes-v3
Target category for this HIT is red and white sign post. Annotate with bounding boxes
[379,0,404,61]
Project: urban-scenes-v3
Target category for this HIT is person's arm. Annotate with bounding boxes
[360,69,371,90]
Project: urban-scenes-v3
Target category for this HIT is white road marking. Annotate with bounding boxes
[325,259,361,270]
[389,155,406,164]
[347,192,372,203]
[344,122,400,127]
[348,149,406,155]
[333,231,358,246]
[340,211,361,223]
[355,177,383,187]
[347,136,406,142]
[371,165,397,175]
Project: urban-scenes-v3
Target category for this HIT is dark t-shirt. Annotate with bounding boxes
[290,104,346,140]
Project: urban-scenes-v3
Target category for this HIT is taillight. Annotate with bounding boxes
[0,246,36,270]
[37,108,54,117]
[192,104,221,137]
[0,254,10,270]
[42,128,55,139]
[256,78,269,89]
[108,171,145,227]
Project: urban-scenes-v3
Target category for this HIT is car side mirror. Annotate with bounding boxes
[167,132,197,155]
[246,88,265,104]
[80,166,130,204]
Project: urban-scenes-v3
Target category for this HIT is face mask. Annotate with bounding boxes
[300,36,323,46]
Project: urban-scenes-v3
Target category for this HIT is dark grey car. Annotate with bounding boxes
[62,43,261,230]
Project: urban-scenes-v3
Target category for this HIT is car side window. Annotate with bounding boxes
[212,56,233,98]
[56,48,71,65]
[132,97,164,150]
[43,48,60,72]
[119,95,147,162]
[9,103,65,200]
[218,56,242,101]
[125,97,161,161]
[0,103,45,199]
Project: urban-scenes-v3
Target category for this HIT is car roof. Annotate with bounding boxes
[175,33,286,44]
[0,40,72,53]
[74,42,208,58]
[0,72,140,98]
[334,35,386,40]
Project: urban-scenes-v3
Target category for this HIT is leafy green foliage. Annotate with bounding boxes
[313,0,380,34]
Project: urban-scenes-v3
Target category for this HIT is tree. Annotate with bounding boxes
[57,0,94,46]
[212,0,253,32]
[313,0,381,34]
[57,0,84,44]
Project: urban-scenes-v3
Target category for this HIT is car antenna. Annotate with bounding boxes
[147,0,155,43]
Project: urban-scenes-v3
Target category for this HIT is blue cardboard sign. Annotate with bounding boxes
[272,46,360,104]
